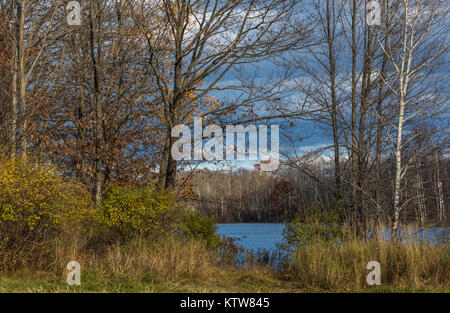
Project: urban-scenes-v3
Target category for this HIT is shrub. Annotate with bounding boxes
[0,155,95,270]
[181,210,220,248]
[217,235,246,266]
[277,203,343,252]
[100,185,176,241]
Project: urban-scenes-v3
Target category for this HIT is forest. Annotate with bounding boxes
[0,0,448,293]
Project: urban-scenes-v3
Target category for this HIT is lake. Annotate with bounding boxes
[216,223,285,252]
[216,223,449,252]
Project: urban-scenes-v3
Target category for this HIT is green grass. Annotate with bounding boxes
[0,270,293,293]
[0,268,448,293]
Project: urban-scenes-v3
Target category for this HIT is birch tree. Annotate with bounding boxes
[377,0,448,239]
[0,0,65,157]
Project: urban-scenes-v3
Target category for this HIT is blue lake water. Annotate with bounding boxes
[216,223,449,252]
[216,223,285,251]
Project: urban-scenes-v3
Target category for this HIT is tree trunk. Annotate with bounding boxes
[392,96,405,240]
[16,1,26,158]
[326,0,342,203]
[415,160,426,227]
[158,131,178,189]
[10,10,17,157]
[350,0,358,232]
[89,1,104,206]
[375,25,389,223]
[434,151,445,221]
[158,6,186,190]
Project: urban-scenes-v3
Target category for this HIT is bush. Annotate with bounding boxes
[181,211,220,248]
[100,185,176,241]
[0,155,95,270]
[277,203,343,252]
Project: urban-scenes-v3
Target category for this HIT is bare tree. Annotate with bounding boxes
[133,0,307,189]
[376,0,448,239]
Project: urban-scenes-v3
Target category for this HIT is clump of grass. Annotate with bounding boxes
[50,235,218,284]
[101,236,215,281]
[290,237,449,290]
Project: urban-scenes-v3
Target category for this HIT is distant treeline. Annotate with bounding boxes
[189,151,448,225]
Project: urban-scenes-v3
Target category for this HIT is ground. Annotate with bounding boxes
[0,270,447,293]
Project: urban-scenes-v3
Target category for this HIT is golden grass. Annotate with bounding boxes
[290,238,449,290]
[1,225,448,292]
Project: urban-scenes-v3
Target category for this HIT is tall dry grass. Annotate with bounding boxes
[3,218,448,291]
[290,232,449,290]
[51,236,218,283]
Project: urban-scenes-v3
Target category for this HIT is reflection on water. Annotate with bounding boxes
[216,223,285,270]
[217,223,449,251]
[216,223,284,252]
[216,223,448,271]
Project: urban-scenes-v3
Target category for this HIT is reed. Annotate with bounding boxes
[289,224,449,290]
